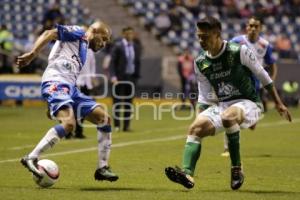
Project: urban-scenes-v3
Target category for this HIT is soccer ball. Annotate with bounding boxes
[33,159,60,188]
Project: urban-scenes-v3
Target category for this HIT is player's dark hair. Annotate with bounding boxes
[196,16,222,32]
[122,26,134,33]
[249,15,264,25]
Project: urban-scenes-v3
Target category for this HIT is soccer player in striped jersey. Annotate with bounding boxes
[17,21,119,182]
[221,16,278,157]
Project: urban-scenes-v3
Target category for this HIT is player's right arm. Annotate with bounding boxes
[17,29,58,68]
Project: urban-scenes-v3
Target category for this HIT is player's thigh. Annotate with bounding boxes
[230,100,262,129]
[198,105,224,135]
[56,106,75,120]
[41,81,74,118]
[56,106,76,131]
[221,105,245,126]
[85,106,110,125]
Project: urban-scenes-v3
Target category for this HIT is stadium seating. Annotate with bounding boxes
[119,0,300,60]
[0,0,91,39]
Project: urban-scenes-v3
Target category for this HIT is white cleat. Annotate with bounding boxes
[20,156,43,178]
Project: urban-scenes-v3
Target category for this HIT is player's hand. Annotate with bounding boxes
[16,51,36,68]
[275,103,292,122]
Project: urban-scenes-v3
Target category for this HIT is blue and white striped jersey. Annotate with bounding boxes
[42,25,89,85]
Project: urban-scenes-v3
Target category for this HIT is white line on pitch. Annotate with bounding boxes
[2,118,298,163]
[0,135,184,164]
[8,126,187,150]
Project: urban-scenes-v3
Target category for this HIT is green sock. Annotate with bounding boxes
[226,131,241,166]
[182,142,201,176]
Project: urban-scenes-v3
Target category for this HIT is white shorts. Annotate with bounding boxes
[199,99,262,134]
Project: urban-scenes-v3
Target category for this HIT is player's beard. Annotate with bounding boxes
[89,41,104,52]
[89,41,98,52]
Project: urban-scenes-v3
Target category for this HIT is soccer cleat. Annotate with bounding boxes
[94,166,119,182]
[165,166,194,189]
[20,156,43,178]
[231,166,244,190]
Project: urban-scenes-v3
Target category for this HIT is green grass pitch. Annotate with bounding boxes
[0,106,299,200]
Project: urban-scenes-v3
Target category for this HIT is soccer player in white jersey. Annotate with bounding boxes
[164,16,291,190]
[221,16,278,157]
[16,21,119,182]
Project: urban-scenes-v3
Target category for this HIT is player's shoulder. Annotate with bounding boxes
[57,24,84,32]
[227,41,241,53]
[230,35,245,43]
[195,50,206,63]
[257,36,270,47]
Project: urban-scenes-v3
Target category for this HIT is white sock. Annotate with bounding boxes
[28,126,63,159]
[97,129,112,168]
[224,133,228,150]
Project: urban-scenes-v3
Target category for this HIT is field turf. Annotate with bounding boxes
[0,106,299,200]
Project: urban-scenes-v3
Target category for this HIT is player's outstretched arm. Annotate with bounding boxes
[240,45,292,122]
[268,85,292,122]
[16,29,58,68]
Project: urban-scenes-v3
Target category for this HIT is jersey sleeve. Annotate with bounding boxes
[230,36,243,44]
[240,45,273,88]
[263,44,275,65]
[56,24,85,42]
[194,62,217,107]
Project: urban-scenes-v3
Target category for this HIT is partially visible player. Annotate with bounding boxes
[164,16,291,190]
[221,16,278,157]
[16,21,119,182]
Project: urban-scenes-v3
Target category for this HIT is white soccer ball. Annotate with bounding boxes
[33,159,60,188]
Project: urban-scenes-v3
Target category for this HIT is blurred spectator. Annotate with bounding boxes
[222,0,239,18]
[168,6,183,34]
[290,0,300,16]
[154,12,172,38]
[177,49,196,108]
[41,2,65,33]
[275,34,292,58]
[109,27,142,132]
[0,25,14,74]
[171,0,183,7]
[239,4,252,18]
[183,0,201,17]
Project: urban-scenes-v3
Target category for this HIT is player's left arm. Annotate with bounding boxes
[240,45,292,122]
[16,29,58,68]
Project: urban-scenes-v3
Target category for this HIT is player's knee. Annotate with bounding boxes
[221,111,237,127]
[188,123,203,137]
[188,118,215,138]
[188,122,211,138]
[96,113,111,126]
[62,120,76,133]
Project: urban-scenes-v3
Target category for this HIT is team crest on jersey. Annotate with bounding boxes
[217,82,241,98]
[257,48,264,55]
[63,62,72,70]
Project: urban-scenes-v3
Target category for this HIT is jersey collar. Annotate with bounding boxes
[205,40,227,59]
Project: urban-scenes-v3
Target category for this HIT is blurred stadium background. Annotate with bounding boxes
[0,1,300,199]
[0,0,299,105]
